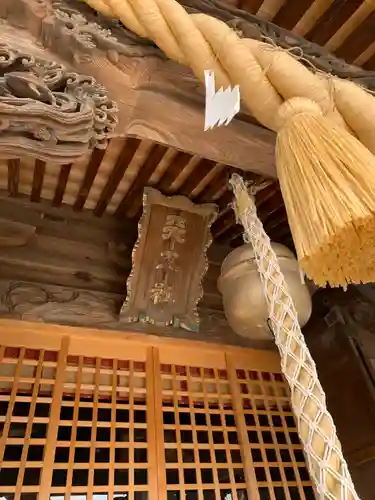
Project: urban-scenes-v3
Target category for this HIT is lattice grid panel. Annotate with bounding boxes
[0,331,316,500]
[0,346,58,497]
[236,368,315,500]
[52,355,149,499]
[160,363,248,500]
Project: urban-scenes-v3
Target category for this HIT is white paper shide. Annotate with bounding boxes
[204,70,240,131]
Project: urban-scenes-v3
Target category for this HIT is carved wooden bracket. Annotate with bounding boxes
[0,42,118,163]
[3,0,374,176]
[121,188,217,331]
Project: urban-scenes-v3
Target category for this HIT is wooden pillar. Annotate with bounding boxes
[39,336,70,500]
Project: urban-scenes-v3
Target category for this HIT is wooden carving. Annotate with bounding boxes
[49,1,163,61]
[42,0,375,101]
[2,0,375,175]
[121,188,217,331]
[44,0,375,91]
[5,0,375,176]
[0,279,264,347]
[37,0,276,176]
[0,42,117,163]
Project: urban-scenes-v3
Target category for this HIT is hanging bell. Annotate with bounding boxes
[218,242,312,340]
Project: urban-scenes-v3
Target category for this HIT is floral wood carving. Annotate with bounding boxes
[50,0,163,63]
[121,188,217,332]
[0,279,263,347]
[1,281,119,325]
[0,43,118,163]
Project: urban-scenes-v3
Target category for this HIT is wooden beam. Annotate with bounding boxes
[52,164,72,207]
[31,159,46,203]
[4,0,375,180]
[74,148,107,211]
[256,0,287,21]
[127,58,276,177]
[115,144,167,218]
[0,276,275,349]
[0,219,36,247]
[212,210,237,239]
[0,1,276,178]
[325,1,375,52]
[273,0,315,30]
[189,163,224,199]
[293,0,334,37]
[240,0,264,13]
[196,171,230,203]
[223,185,286,245]
[364,53,375,70]
[181,0,375,91]
[307,0,363,46]
[216,190,234,212]
[336,10,375,62]
[355,39,375,67]
[179,159,217,198]
[94,138,140,217]
[7,159,20,197]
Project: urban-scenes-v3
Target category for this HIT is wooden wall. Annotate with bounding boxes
[303,290,375,500]
[0,192,273,350]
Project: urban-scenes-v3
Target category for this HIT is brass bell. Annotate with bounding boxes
[218,243,312,340]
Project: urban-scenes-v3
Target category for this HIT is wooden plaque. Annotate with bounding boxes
[120,188,217,331]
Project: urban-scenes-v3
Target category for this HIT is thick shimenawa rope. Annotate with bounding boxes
[230,173,359,500]
[83,0,375,291]
[83,0,375,147]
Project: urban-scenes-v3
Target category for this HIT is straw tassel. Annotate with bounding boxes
[84,0,375,289]
[276,97,375,287]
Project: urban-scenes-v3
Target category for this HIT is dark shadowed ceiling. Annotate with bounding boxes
[3,0,375,252]
[2,140,288,250]
[226,0,375,70]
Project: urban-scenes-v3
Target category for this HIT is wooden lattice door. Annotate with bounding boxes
[0,320,316,500]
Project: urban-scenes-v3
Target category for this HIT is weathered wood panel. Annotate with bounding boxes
[0,146,290,249]
[0,194,225,309]
[2,0,375,177]
[303,289,375,500]
[0,278,273,350]
[0,194,277,348]
[0,3,276,177]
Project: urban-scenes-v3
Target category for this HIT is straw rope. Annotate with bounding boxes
[83,0,375,154]
[230,173,359,500]
[83,0,375,290]
[275,97,375,288]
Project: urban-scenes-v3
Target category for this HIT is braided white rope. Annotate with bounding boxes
[229,173,359,500]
